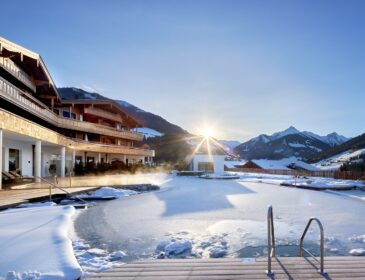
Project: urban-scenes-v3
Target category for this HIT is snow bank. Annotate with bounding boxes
[0,206,82,279]
[349,248,365,256]
[284,178,363,190]
[16,201,57,208]
[73,240,124,274]
[235,172,364,190]
[75,187,138,199]
[200,173,240,180]
[209,246,227,258]
[156,239,192,258]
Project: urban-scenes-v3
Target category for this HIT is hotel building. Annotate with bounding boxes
[0,37,154,189]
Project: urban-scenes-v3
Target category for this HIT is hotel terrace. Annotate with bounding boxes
[0,37,154,189]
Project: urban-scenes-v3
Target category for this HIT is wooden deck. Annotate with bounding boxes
[87,256,365,279]
[0,186,98,209]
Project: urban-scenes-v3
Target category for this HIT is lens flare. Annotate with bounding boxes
[202,128,214,139]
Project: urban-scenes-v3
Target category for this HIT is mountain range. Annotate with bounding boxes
[234,126,348,161]
[57,87,360,166]
[307,132,365,163]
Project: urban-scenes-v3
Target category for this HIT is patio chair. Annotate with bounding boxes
[2,171,19,183]
[8,170,34,181]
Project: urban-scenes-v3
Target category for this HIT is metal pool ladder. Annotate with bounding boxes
[300,217,326,274]
[266,206,325,276]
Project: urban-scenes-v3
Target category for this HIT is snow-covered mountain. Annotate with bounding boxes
[58,87,187,135]
[133,127,163,139]
[271,126,300,140]
[301,131,348,147]
[219,140,241,150]
[308,132,365,169]
[234,126,348,161]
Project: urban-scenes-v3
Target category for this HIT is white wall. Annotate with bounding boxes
[192,154,226,174]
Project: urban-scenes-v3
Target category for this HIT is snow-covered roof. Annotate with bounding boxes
[224,160,248,168]
[251,157,319,171]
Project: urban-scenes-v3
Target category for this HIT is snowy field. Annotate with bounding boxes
[0,205,82,279]
[1,173,365,278]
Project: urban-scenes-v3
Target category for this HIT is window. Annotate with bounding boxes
[198,162,214,172]
[9,149,20,171]
[63,111,71,118]
[75,156,83,164]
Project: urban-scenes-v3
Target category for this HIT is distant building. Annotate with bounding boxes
[238,158,317,171]
[0,37,154,188]
[188,153,226,174]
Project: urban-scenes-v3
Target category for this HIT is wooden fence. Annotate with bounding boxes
[225,167,365,180]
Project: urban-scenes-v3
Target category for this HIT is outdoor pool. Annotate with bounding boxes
[74,175,365,263]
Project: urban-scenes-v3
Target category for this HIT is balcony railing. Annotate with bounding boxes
[84,106,124,123]
[0,77,143,141]
[0,108,154,157]
[0,57,36,92]
[70,138,155,157]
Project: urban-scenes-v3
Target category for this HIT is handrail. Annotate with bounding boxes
[70,137,151,151]
[34,175,88,205]
[300,217,325,274]
[266,205,275,276]
[0,57,36,91]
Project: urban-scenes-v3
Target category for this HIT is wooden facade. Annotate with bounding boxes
[0,36,154,187]
[0,36,152,157]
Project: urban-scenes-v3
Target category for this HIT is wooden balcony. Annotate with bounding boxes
[0,57,36,92]
[84,106,124,123]
[70,138,155,157]
[0,77,143,141]
[0,108,154,157]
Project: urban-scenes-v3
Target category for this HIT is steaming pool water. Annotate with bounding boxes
[74,175,365,263]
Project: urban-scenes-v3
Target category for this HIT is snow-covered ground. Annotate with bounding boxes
[2,173,365,278]
[0,205,82,279]
[75,175,365,266]
[74,187,138,199]
[235,172,364,189]
[314,148,365,171]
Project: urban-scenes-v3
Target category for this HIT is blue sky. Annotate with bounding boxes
[1,0,364,141]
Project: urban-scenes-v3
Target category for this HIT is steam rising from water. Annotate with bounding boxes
[58,172,171,188]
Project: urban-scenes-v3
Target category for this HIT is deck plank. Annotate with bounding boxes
[86,256,365,279]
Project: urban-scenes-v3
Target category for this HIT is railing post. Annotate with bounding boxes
[54,175,58,187]
[49,183,52,202]
[266,205,275,276]
[319,220,324,274]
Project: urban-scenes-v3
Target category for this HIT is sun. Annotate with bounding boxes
[202,127,214,139]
